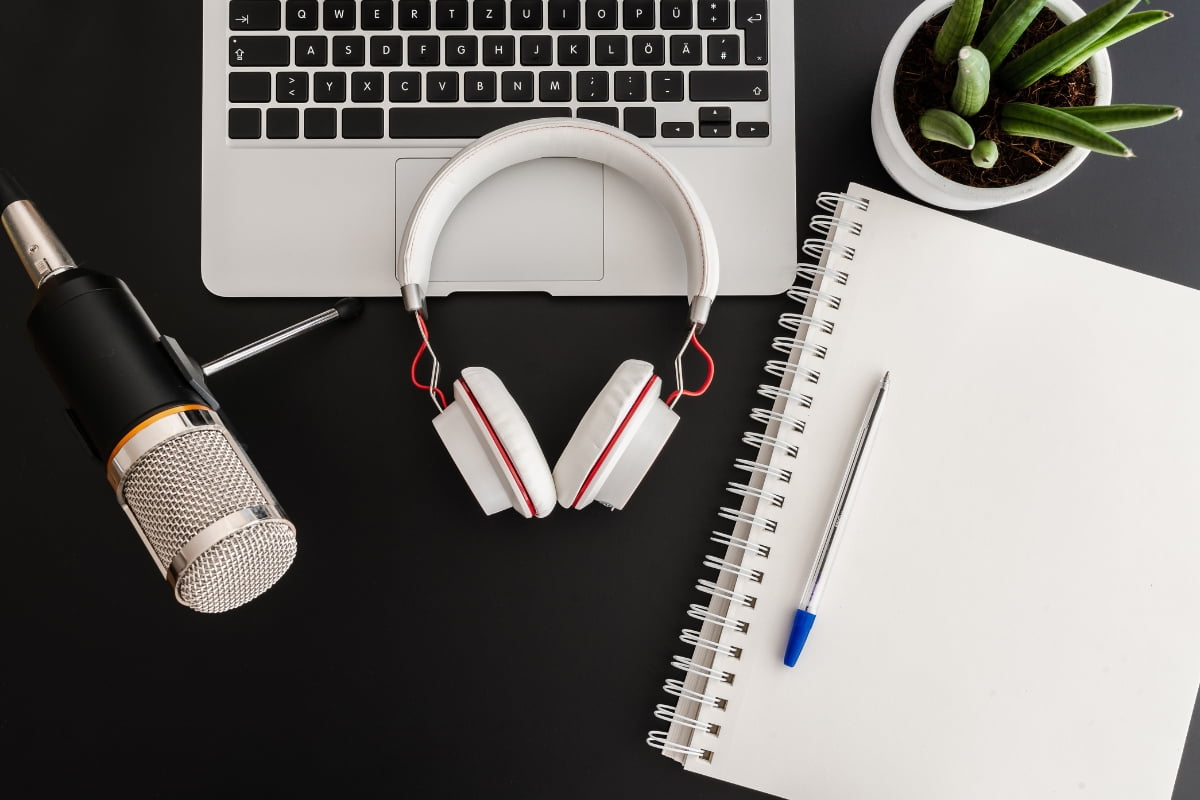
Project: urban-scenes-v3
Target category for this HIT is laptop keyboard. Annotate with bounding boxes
[226,0,771,144]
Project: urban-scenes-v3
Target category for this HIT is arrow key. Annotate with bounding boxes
[276,72,310,102]
[737,121,770,138]
[230,1,282,31]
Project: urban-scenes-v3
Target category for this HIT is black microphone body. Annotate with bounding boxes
[28,267,209,462]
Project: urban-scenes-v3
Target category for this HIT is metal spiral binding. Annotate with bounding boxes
[647,190,867,762]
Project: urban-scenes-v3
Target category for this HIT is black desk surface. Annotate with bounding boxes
[2,3,1198,798]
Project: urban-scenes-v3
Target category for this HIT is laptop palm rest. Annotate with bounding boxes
[395,157,604,288]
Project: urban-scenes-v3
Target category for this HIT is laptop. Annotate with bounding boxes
[201,0,796,298]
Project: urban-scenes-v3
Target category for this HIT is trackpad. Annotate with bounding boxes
[395,157,604,287]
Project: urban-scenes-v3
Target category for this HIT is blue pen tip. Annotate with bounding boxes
[784,609,817,667]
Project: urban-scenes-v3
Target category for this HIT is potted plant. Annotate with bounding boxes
[872,0,1182,210]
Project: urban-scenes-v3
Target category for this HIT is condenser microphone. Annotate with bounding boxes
[1,169,359,613]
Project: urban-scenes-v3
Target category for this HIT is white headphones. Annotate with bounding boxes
[398,118,719,518]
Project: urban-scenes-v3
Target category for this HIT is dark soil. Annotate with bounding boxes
[894,1,1098,187]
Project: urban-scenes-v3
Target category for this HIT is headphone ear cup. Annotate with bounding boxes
[432,367,557,518]
[553,360,680,511]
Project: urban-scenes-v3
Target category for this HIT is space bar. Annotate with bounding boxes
[389,108,573,139]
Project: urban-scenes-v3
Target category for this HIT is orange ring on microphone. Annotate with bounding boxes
[106,404,211,468]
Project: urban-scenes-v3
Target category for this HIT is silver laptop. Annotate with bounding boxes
[201,0,796,298]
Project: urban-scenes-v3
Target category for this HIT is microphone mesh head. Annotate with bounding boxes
[120,427,297,613]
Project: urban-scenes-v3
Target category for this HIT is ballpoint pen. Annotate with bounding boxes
[784,371,891,667]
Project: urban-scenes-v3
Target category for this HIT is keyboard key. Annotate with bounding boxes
[624,0,655,29]
[266,107,299,139]
[228,108,262,139]
[230,1,281,31]
[651,71,684,101]
[351,72,385,103]
[427,72,459,102]
[586,0,618,30]
[389,72,422,102]
[474,0,507,29]
[501,71,535,102]
[577,71,609,103]
[333,36,366,66]
[362,0,394,29]
[229,36,290,67]
[342,108,385,138]
[708,35,740,65]
[661,0,692,29]
[661,121,695,138]
[539,72,572,101]
[464,72,497,102]
[512,0,544,30]
[670,35,702,65]
[389,107,571,139]
[624,107,656,138]
[614,71,647,102]
[408,37,441,65]
[482,35,516,66]
[699,106,732,123]
[446,36,478,66]
[436,0,469,29]
[229,72,271,103]
[737,121,769,138]
[690,70,769,101]
[548,0,580,29]
[633,35,665,66]
[304,107,337,138]
[700,122,731,138]
[295,36,328,65]
[557,36,589,66]
[578,107,619,127]
[313,72,347,102]
[276,71,309,102]
[399,0,432,29]
[520,36,553,66]
[285,0,318,30]
[370,36,404,66]
[736,0,768,65]
[595,36,627,66]
[323,0,356,30]
[699,0,731,29]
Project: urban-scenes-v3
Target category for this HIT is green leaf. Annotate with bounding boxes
[1054,104,1183,132]
[919,108,977,150]
[971,140,1000,169]
[1054,11,1173,75]
[977,0,1046,71]
[952,47,991,117]
[997,0,1143,91]
[979,0,1022,39]
[999,103,1133,157]
[934,0,985,64]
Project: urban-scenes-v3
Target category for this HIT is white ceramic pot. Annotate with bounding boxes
[871,0,1113,210]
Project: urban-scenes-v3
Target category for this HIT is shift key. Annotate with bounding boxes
[689,71,768,102]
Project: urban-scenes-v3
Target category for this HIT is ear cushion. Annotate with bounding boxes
[553,360,679,510]
[437,367,557,519]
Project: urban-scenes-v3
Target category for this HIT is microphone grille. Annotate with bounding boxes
[120,426,297,613]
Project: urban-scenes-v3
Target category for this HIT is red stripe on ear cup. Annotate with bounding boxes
[457,378,537,518]
[570,375,659,509]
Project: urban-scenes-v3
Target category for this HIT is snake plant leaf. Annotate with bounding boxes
[997,0,1143,91]
[1000,103,1133,156]
[977,0,1046,71]
[1054,104,1183,131]
[979,0,1022,38]
[971,139,1000,168]
[952,47,991,117]
[934,0,985,64]
[919,108,977,150]
[1054,11,1174,75]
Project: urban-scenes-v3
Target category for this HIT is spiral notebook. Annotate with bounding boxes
[647,183,1200,799]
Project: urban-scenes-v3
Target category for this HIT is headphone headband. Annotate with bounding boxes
[397,118,719,328]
